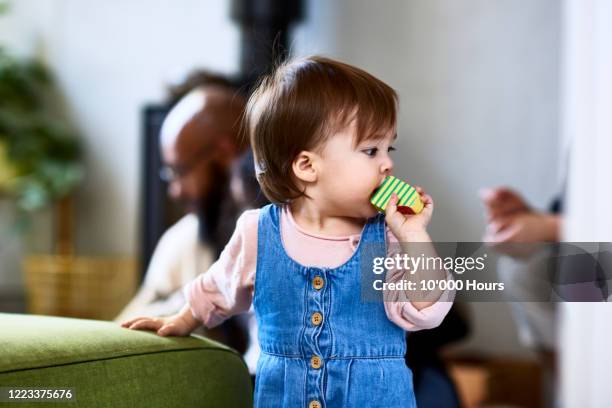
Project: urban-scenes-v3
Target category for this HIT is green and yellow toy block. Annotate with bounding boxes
[370,175,424,215]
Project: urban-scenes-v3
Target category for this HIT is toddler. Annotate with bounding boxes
[123,56,453,407]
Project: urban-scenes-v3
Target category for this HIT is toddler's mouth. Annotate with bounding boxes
[370,178,388,199]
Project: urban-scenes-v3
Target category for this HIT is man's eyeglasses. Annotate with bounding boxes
[159,145,216,182]
[159,165,190,182]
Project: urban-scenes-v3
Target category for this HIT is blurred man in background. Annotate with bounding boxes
[116,73,248,351]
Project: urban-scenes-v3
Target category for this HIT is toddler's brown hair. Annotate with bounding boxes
[245,56,398,204]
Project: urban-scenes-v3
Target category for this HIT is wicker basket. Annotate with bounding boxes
[23,255,137,320]
[22,196,138,320]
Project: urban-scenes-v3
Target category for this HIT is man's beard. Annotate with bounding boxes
[195,164,237,258]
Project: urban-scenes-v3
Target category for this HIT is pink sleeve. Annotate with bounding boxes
[383,227,454,332]
[183,209,259,328]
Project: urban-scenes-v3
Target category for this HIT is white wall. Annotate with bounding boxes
[0,0,239,256]
[560,0,612,405]
[294,0,561,357]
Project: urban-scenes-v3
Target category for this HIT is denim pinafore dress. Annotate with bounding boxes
[253,204,416,407]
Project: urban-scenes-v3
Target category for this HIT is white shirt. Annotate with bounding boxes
[115,214,214,321]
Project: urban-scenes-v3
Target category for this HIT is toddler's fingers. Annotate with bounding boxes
[157,323,172,336]
[385,193,398,218]
[158,322,187,337]
[129,318,163,331]
[126,318,150,330]
[157,323,174,337]
[121,316,146,328]
[421,194,434,213]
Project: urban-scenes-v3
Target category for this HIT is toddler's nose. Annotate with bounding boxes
[381,157,394,175]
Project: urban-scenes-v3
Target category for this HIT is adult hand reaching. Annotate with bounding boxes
[480,187,530,221]
[480,187,561,257]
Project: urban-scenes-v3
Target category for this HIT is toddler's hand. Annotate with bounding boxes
[385,186,433,241]
[120,305,199,337]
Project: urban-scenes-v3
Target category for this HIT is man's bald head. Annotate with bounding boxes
[160,84,246,212]
[160,85,245,151]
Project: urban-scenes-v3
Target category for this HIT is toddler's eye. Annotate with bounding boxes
[362,148,379,157]
[388,146,396,153]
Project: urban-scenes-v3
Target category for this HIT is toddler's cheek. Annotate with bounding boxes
[366,206,380,218]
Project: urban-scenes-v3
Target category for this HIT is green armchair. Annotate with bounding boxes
[0,313,253,407]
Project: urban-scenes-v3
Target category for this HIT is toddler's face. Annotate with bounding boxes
[316,121,396,219]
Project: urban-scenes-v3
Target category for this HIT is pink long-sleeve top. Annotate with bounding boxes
[185,206,453,332]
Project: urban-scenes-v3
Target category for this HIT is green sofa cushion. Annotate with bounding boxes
[0,313,253,407]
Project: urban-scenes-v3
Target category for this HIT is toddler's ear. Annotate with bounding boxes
[292,151,318,183]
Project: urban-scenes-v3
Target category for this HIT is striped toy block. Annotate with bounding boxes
[370,175,424,215]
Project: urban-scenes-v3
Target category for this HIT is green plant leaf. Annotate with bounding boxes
[0,47,83,213]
